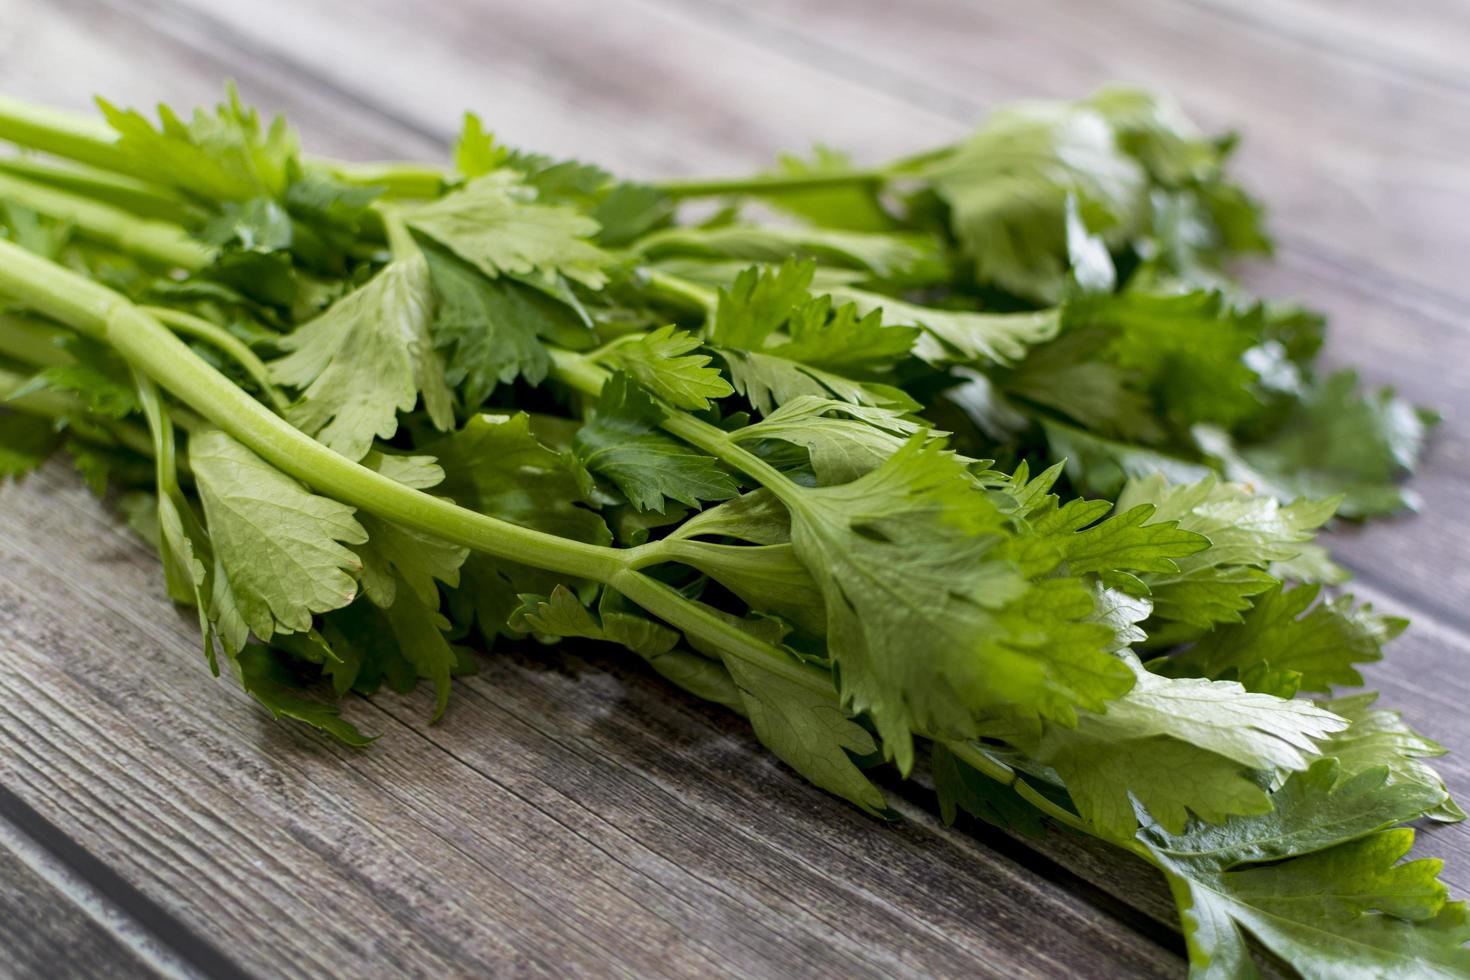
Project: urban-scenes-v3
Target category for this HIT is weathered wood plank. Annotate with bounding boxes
[0,816,166,980]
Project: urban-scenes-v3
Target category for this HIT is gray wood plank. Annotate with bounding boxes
[0,822,164,980]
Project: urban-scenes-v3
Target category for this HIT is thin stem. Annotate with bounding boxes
[0,171,214,269]
[0,238,628,583]
[0,156,195,223]
[608,568,835,694]
[0,94,132,175]
[655,167,887,199]
[141,306,288,412]
[131,368,181,499]
[640,268,718,313]
[314,160,447,199]
[545,346,804,508]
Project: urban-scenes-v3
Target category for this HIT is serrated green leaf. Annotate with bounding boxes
[832,287,1060,368]
[1031,659,1345,836]
[98,85,298,201]
[723,646,887,815]
[234,645,375,746]
[787,437,1131,772]
[423,242,588,407]
[270,231,452,459]
[597,325,733,411]
[1142,760,1469,979]
[1165,584,1405,692]
[190,429,366,642]
[405,171,609,290]
[574,372,739,512]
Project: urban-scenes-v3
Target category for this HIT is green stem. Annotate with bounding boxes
[640,267,718,313]
[0,171,214,269]
[315,160,447,199]
[0,94,132,175]
[0,238,625,582]
[140,307,287,412]
[0,156,195,223]
[0,314,69,367]
[545,346,804,508]
[608,569,832,692]
[655,167,888,199]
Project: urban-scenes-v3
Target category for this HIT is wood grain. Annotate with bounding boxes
[0,0,1467,975]
[0,819,165,980]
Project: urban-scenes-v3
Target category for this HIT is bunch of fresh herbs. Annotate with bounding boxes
[0,86,1461,977]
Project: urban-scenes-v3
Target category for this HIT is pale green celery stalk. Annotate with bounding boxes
[0,313,69,367]
[0,156,196,222]
[139,306,288,412]
[0,171,214,268]
[0,94,134,176]
[639,268,718,313]
[315,160,447,199]
[656,167,888,199]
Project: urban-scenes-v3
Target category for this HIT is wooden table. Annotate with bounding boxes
[2,0,1468,976]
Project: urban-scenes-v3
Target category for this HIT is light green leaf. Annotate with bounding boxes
[787,437,1130,772]
[729,395,925,484]
[99,85,297,201]
[1141,760,1468,979]
[1032,658,1345,835]
[189,430,366,642]
[405,171,609,290]
[270,233,453,459]
[921,100,1146,302]
[831,287,1060,368]
[597,325,733,411]
[723,648,887,815]
[573,372,739,513]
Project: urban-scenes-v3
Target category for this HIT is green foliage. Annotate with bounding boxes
[573,372,739,512]
[269,227,453,459]
[595,324,733,411]
[0,83,1456,978]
